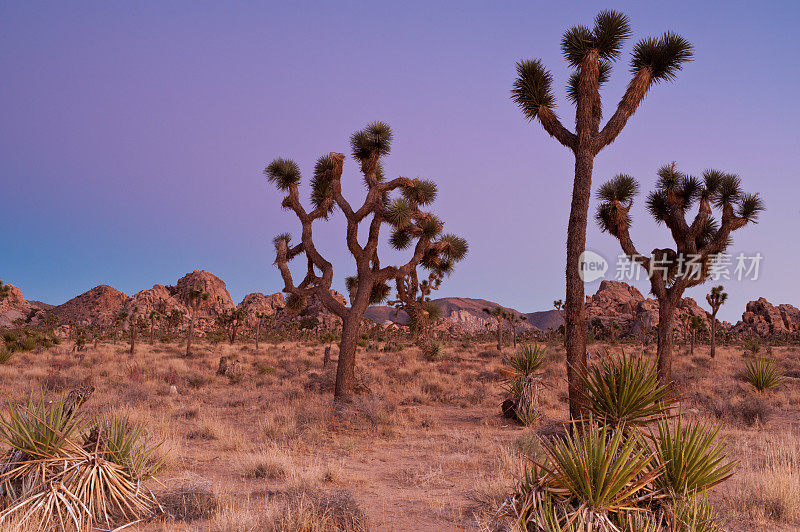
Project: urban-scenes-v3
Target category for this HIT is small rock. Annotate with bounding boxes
[169,385,178,395]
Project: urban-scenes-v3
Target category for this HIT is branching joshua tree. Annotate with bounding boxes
[185,287,209,357]
[217,307,247,345]
[483,307,508,351]
[113,311,128,346]
[706,285,728,359]
[254,311,271,350]
[512,10,692,418]
[267,122,466,406]
[390,242,467,344]
[596,163,764,385]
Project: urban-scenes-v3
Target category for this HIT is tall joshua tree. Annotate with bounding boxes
[706,285,728,358]
[596,164,763,384]
[506,313,527,348]
[512,10,692,418]
[186,287,209,357]
[267,122,466,406]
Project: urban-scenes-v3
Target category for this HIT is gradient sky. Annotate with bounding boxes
[1,1,798,322]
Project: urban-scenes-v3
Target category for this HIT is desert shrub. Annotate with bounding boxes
[0,391,163,530]
[580,350,675,428]
[422,340,445,361]
[0,347,13,364]
[271,490,368,532]
[158,477,218,522]
[742,357,784,392]
[742,338,761,356]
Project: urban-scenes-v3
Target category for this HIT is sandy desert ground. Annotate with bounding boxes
[0,338,798,531]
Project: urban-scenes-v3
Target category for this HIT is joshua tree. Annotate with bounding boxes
[267,122,466,405]
[113,311,128,345]
[217,307,247,345]
[706,285,728,358]
[596,164,763,384]
[128,306,139,355]
[483,307,508,350]
[506,313,527,348]
[390,244,467,345]
[165,308,184,339]
[512,11,692,418]
[688,315,706,356]
[148,308,162,345]
[185,287,209,357]
[254,311,271,350]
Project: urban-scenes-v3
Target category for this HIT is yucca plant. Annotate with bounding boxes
[741,356,784,392]
[90,414,164,481]
[422,340,445,361]
[0,392,164,531]
[579,350,676,429]
[664,493,719,532]
[507,344,547,378]
[0,347,12,364]
[534,420,661,525]
[651,417,736,496]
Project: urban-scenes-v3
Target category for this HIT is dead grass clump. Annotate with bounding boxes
[158,476,219,522]
[270,490,368,532]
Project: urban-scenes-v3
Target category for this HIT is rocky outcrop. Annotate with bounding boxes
[0,284,33,327]
[51,285,128,327]
[734,298,800,337]
[123,284,186,320]
[238,292,285,325]
[172,270,235,318]
[586,281,710,339]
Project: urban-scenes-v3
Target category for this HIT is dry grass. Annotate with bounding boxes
[0,338,797,529]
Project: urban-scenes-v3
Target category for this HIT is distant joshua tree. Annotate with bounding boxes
[688,315,706,356]
[185,287,209,357]
[217,307,247,345]
[512,10,692,418]
[128,306,139,355]
[483,307,508,351]
[506,313,527,348]
[706,285,728,359]
[267,122,465,406]
[596,164,763,384]
[113,311,128,346]
[254,311,271,350]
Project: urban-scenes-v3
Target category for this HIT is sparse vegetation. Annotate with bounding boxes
[742,357,785,392]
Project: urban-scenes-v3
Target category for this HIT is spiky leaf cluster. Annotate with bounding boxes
[631,31,693,83]
[310,155,336,215]
[596,174,639,237]
[264,158,301,190]
[511,59,556,120]
[438,233,469,262]
[561,10,631,67]
[385,198,413,228]
[272,232,292,248]
[402,179,437,206]
[350,121,393,160]
[566,61,612,104]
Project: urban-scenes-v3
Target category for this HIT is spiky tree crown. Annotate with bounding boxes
[596,163,764,292]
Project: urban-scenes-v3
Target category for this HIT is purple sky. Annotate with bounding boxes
[1,1,798,322]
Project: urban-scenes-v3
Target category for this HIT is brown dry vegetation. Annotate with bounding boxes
[0,338,798,530]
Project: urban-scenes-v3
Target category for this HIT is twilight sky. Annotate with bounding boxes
[1,1,798,322]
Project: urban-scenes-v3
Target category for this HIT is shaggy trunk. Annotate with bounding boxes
[186,314,195,357]
[565,149,593,419]
[656,298,676,386]
[710,310,718,358]
[334,315,360,404]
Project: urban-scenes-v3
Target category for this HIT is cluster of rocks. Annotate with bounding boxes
[733,298,800,337]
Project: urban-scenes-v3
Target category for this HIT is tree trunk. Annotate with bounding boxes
[565,149,593,419]
[496,319,503,351]
[334,315,360,404]
[150,319,155,345]
[690,329,695,356]
[129,322,136,355]
[656,299,676,386]
[710,310,717,358]
[186,315,194,357]
[255,320,261,350]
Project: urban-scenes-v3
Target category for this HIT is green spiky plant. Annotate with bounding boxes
[595,165,764,385]
[513,10,693,418]
[267,122,467,407]
[579,350,676,429]
[705,286,727,359]
[741,356,784,392]
[503,345,548,426]
[0,394,163,530]
[651,417,737,497]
